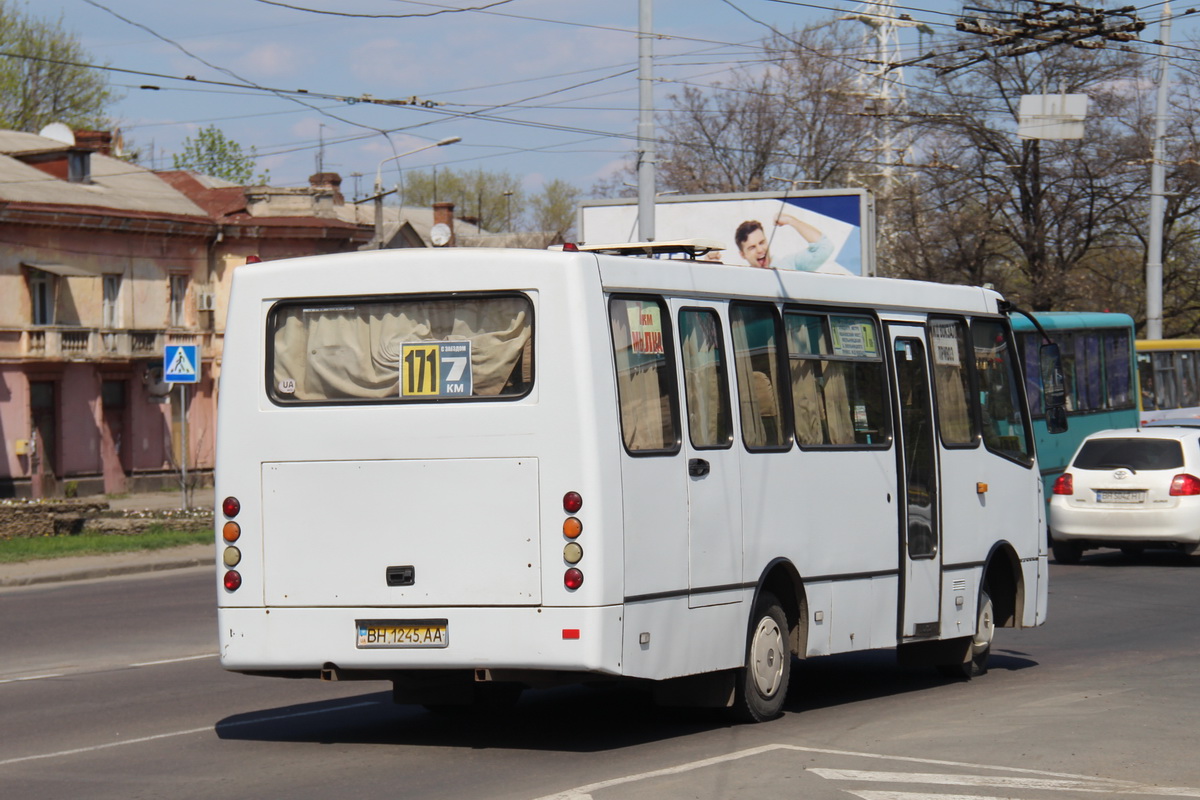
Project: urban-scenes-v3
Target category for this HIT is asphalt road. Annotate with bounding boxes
[3,552,1199,800]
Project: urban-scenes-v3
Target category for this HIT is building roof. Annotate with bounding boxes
[0,130,208,219]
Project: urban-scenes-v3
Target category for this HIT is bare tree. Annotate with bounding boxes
[898,23,1143,310]
[655,24,876,194]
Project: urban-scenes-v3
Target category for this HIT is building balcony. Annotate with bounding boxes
[0,326,216,362]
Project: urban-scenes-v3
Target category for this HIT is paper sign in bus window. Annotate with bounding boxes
[830,317,877,358]
[400,341,473,397]
[627,304,665,355]
[930,323,962,366]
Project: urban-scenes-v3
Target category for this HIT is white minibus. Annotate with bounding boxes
[215,244,1049,722]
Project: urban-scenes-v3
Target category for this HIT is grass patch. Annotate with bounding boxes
[0,527,211,563]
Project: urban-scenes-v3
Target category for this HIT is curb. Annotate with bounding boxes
[0,545,214,588]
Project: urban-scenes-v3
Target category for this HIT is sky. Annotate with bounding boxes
[25,0,1190,201]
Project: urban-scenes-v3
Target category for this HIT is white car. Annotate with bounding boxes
[1048,427,1200,563]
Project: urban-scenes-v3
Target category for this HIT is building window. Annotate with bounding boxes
[29,270,54,325]
[170,274,188,327]
[103,275,121,328]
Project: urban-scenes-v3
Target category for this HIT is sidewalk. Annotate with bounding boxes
[0,486,217,588]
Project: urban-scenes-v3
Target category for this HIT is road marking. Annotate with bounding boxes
[846,793,1027,800]
[130,654,218,667]
[531,744,1200,800]
[812,768,1127,793]
[0,700,380,767]
[1,653,219,684]
[0,673,63,685]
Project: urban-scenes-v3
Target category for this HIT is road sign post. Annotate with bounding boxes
[164,345,200,510]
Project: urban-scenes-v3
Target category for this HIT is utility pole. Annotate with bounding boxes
[636,0,655,242]
[1146,3,1172,340]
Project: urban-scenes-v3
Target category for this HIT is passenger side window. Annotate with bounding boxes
[731,303,790,450]
[609,296,680,454]
[679,308,733,449]
[929,318,977,446]
[785,311,888,447]
[972,320,1032,464]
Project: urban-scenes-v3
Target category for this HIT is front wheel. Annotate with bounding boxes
[731,591,790,723]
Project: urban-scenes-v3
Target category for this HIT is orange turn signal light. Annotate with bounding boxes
[563,517,583,539]
[222,521,241,542]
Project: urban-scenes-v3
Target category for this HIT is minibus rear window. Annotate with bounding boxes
[268,294,533,403]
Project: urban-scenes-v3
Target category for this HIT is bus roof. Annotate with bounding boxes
[1136,338,1200,350]
[1010,311,1135,332]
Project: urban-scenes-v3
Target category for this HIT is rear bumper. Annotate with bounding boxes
[218,605,624,675]
[1049,502,1200,544]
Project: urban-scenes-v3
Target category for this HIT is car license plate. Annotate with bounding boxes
[1097,490,1145,503]
[356,620,448,648]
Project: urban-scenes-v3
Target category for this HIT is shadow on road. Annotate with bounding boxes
[214,649,1037,751]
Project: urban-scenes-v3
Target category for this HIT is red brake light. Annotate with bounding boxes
[563,492,583,514]
[1170,474,1200,496]
[564,568,584,590]
[1052,473,1074,495]
[222,496,241,518]
[223,570,242,591]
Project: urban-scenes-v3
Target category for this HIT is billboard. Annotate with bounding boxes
[579,189,875,276]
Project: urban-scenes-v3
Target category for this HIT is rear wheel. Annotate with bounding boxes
[937,587,994,679]
[731,591,790,723]
[1052,539,1083,564]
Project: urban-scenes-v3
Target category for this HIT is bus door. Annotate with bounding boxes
[889,327,942,638]
[674,303,742,608]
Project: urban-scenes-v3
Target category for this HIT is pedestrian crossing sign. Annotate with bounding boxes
[164,344,200,383]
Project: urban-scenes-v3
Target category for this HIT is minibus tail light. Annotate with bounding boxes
[564,568,584,590]
[1052,473,1073,495]
[222,496,241,518]
[563,491,583,513]
[224,570,242,591]
[1170,473,1200,496]
[222,521,241,542]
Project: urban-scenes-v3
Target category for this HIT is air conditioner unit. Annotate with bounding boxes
[196,291,217,312]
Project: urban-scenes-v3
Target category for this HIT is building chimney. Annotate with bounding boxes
[432,201,456,247]
[74,130,114,156]
[308,172,344,205]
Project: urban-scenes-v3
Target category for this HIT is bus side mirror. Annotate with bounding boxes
[1040,342,1068,434]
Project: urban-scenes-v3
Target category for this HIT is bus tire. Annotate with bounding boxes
[938,587,994,679]
[1051,539,1083,564]
[731,591,790,723]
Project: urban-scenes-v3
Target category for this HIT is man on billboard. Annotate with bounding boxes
[735,214,833,271]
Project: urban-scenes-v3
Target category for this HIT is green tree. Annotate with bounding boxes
[529,179,581,240]
[0,0,115,131]
[398,167,523,231]
[172,126,269,184]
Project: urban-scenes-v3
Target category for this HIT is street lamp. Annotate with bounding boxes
[373,136,461,247]
[503,190,514,233]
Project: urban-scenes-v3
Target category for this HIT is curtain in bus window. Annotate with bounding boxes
[272,297,531,401]
[679,309,731,448]
[930,320,975,445]
[1057,332,1078,413]
[1021,333,1043,417]
[610,298,678,452]
[1103,332,1132,408]
[785,313,828,445]
[1181,352,1199,407]
[731,304,787,449]
[821,362,854,444]
[971,320,1031,463]
[1138,353,1157,409]
[1075,333,1103,411]
[1153,352,1179,410]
